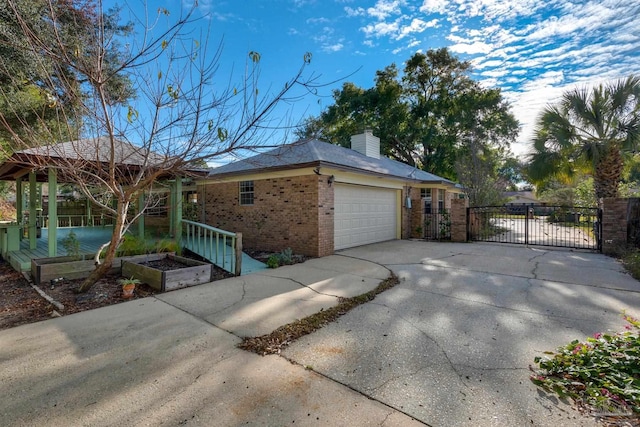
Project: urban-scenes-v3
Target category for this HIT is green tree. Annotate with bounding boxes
[298,48,519,180]
[0,1,319,292]
[0,0,133,145]
[528,76,640,206]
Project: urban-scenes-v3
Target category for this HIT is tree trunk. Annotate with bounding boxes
[594,144,623,207]
[77,199,128,293]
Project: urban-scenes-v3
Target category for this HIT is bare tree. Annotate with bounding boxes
[0,1,321,291]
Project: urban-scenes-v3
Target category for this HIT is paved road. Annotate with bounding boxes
[284,240,640,426]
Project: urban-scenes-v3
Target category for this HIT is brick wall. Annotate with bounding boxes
[201,175,333,257]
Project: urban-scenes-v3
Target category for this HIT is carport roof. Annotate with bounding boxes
[209,138,458,186]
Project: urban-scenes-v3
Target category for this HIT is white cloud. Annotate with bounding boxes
[361,20,400,38]
[323,43,345,52]
[345,6,366,17]
[397,18,438,40]
[367,0,404,20]
[481,69,509,78]
[450,41,493,55]
[419,0,447,14]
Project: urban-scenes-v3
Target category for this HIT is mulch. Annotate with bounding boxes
[0,257,232,332]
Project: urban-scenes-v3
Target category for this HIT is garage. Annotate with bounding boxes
[334,184,398,250]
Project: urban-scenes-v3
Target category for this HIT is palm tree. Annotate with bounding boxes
[528,76,640,206]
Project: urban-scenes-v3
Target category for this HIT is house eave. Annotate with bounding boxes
[207,160,459,189]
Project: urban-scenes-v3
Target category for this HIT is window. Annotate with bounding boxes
[422,188,432,214]
[239,181,254,205]
[438,189,445,211]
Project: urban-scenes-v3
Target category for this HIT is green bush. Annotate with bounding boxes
[279,247,293,265]
[622,250,640,281]
[61,231,80,258]
[266,255,279,269]
[531,313,640,416]
[113,234,181,257]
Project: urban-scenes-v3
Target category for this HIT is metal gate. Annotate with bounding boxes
[468,204,602,251]
[423,209,451,241]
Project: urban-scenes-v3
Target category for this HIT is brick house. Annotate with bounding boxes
[198,130,463,257]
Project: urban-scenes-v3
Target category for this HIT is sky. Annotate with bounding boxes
[116,0,640,159]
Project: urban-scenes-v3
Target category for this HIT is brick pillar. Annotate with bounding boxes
[408,188,424,238]
[602,198,628,255]
[450,197,468,242]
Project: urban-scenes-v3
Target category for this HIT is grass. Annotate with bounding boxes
[238,273,399,355]
[622,250,640,281]
[530,314,640,422]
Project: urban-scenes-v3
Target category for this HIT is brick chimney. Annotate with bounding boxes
[350,129,380,159]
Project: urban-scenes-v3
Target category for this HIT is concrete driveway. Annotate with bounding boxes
[283,240,640,426]
[1,240,639,426]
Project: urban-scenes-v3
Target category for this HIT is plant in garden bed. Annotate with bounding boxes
[266,248,296,268]
[530,313,640,420]
[61,231,80,259]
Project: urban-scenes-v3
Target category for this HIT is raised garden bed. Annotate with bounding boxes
[31,253,173,286]
[121,253,214,292]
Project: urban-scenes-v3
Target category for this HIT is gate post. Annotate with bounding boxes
[602,198,628,255]
[450,198,468,242]
[524,205,529,246]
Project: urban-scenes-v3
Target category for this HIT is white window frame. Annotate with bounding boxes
[239,180,254,206]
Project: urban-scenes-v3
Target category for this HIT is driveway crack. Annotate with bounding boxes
[367,301,471,390]
[256,273,342,299]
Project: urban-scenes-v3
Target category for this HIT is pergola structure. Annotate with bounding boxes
[0,138,205,271]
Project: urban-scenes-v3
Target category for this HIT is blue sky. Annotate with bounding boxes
[116,0,640,158]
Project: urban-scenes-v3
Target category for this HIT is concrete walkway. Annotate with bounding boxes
[1,241,640,426]
[0,255,419,426]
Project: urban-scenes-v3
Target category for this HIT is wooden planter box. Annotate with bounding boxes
[121,254,214,292]
[31,253,174,286]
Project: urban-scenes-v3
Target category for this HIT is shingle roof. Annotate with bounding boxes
[17,137,168,166]
[209,138,457,186]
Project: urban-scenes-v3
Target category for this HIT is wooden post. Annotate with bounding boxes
[234,232,242,276]
[47,168,57,257]
[29,171,37,249]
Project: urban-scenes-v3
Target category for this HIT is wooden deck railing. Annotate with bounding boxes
[182,220,242,275]
[41,215,115,228]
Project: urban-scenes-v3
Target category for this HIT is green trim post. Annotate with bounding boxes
[47,169,57,257]
[16,178,22,236]
[86,200,92,226]
[29,172,37,249]
[169,185,175,237]
[138,192,145,238]
[173,178,182,244]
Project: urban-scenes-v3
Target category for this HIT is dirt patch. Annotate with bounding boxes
[0,258,232,331]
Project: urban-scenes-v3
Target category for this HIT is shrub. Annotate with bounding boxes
[61,231,80,258]
[266,254,279,269]
[279,247,293,265]
[530,313,640,417]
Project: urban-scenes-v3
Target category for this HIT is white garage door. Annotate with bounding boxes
[334,184,398,250]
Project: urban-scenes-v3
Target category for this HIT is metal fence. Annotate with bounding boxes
[423,209,451,241]
[468,204,601,251]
